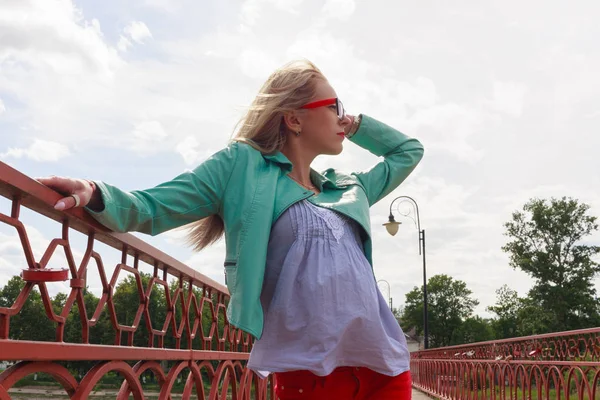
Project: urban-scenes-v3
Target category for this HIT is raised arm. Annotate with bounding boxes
[347,115,424,206]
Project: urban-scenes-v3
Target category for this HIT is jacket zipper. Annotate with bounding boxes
[224,261,236,285]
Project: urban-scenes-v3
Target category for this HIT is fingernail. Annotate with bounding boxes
[55,201,65,210]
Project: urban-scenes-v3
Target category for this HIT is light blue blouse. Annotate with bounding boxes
[247,200,410,378]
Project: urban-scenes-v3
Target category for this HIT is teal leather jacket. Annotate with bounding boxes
[87,115,424,339]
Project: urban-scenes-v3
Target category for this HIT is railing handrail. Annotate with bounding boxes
[0,340,250,361]
[415,326,600,353]
[0,160,227,294]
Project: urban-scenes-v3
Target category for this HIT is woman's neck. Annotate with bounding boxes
[280,143,317,184]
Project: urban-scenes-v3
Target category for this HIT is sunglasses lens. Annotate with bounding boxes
[337,99,345,119]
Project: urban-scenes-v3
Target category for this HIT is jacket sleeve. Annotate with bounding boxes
[349,115,424,206]
[85,143,239,235]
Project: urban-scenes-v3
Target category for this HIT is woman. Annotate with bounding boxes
[38,60,424,399]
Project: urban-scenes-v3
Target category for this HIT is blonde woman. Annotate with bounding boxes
[39,60,424,399]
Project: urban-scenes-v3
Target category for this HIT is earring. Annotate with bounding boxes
[295,129,301,137]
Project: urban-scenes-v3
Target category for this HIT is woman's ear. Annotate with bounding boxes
[282,111,302,134]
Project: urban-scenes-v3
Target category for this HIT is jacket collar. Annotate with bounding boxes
[263,151,293,170]
[263,151,338,190]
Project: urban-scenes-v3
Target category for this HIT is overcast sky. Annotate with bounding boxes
[1,0,599,319]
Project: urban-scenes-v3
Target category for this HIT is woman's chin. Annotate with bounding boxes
[315,141,344,156]
[333,143,344,155]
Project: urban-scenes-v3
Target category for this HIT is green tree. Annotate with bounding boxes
[401,274,479,347]
[515,297,556,336]
[451,316,495,345]
[0,276,55,341]
[111,272,168,347]
[52,289,113,376]
[165,278,196,350]
[392,306,403,320]
[487,285,521,339]
[502,197,600,332]
[488,284,557,338]
[60,289,113,345]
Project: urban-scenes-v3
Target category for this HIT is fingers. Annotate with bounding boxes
[54,195,77,211]
[36,176,59,185]
[35,177,82,210]
[36,176,73,192]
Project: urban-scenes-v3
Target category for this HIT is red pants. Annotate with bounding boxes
[274,367,412,400]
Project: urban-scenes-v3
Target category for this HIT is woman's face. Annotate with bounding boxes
[297,79,351,156]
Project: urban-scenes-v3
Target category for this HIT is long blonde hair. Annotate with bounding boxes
[186,60,326,251]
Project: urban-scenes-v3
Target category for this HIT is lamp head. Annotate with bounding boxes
[383,214,402,236]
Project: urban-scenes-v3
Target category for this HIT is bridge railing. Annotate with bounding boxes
[0,161,273,399]
[410,327,600,399]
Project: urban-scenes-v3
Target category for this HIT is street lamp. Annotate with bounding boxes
[383,196,429,349]
[377,279,393,312]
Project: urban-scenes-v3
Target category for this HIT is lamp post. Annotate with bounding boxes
[377,279,393,312]
[383,196,429,350]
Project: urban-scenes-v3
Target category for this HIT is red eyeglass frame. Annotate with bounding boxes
[300,98,345,120]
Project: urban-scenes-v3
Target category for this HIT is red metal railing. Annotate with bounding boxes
[0,161,274,399]
[411,328,600,399]
[4,159,600,400]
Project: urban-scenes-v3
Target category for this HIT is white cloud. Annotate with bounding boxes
[488,81,528,117]
[124,21,152,44]
[176,136,200,165]
[1,139,70,162]
[322,0,356,21]
[239,48,281,80]
[584,109,600,119]
[240,0,304,27]
[175,136,216,166]
[0,0,126,148]
[394,77,439,108]
[143,0,182,13]
[117,21,152,53]
[408,103,487,162]
[0,98,4,115]
[0,0,119,76]
[117,36,132,52]
[132,120,167,141]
